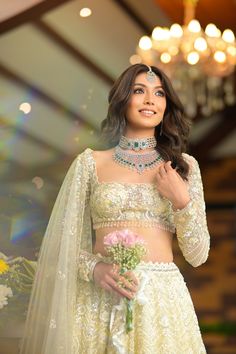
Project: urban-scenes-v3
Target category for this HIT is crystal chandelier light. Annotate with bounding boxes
[136,0,236,117]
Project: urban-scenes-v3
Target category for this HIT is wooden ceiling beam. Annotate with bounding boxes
[0,62,98,132]
[35,20,114,86]
[0,0,73,34]
[112,0,152,34]
[0,117,70,158]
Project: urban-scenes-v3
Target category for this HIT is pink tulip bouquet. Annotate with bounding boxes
[104,229,147,333]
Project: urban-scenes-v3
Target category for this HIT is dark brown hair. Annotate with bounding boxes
[100,64,191,179]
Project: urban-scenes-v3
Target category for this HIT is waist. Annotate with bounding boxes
[95,253,178,272]
[94,227,174,263]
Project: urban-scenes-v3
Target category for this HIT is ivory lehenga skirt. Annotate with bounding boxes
[73,260,206,354]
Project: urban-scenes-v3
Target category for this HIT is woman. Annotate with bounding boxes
[20,64,210,354]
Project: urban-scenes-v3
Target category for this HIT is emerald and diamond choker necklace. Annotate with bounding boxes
[119,135,157,151]
[113,145,163,174]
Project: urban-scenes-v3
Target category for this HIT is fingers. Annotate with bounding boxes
[165,161,173,171]
[111,267,138,289]
[96,263,139,299]
[110,279,135,300]
[123,270,139,287]
[111,263,120,275]
[115,274,138,293]
[108,265,139,299]
[102,282,115,293]
[157,161,177,178]
[156,161,169,179]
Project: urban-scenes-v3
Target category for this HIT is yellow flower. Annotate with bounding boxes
[0,259,9,274]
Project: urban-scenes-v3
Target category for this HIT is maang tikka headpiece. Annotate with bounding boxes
[146,65,157,83]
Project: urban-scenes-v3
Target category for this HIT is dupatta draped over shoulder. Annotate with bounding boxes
[20,147,210,353]
[20,148,93,354]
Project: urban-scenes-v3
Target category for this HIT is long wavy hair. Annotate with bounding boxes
[100,64,191,179]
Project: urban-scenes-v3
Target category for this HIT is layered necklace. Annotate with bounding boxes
[113,135,163,174]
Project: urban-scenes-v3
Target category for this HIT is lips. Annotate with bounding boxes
[139,109,156,116]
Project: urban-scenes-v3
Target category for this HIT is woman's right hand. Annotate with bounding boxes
[93,262,139,300]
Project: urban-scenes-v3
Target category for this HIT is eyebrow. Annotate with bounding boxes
[133,83,164,89]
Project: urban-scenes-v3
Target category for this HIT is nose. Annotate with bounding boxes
[143,91,154,105]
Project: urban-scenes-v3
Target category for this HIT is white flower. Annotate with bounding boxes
[0,284,13,309]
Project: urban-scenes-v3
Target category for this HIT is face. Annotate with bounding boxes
[125,72,166,134]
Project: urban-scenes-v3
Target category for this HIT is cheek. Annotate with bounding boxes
[163,101,167,112]
[126,97,140,116]
[157,99,166,113]
[129,95,141,107]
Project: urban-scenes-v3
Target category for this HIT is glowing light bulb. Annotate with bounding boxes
[222,29,235,43]
[139,36,152,50]
[227,46,236,57]
[170,24,183,38]
[80,8,92,17]
[19,102,31,114]
[161,28,171,40]
[214,51,226,63]
[188,20,201,33]
[205,24,221,37]
[152,27,162,40]
[194,37,207,51]
[160,53,171,63]
[187,51,200,65]
[152,27,170,40]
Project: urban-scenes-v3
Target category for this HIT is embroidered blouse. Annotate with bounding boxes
[84,148,210,268]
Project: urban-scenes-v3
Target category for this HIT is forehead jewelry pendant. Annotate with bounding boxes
[146,65,157,83]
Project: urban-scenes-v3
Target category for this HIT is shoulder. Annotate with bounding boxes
[75,147,115,171]
[182,152,198,166]
[90,148,115,165]
[75,147,94,162]
[69,148,94,170]
[92,148,114,157]
[182,153,201,178]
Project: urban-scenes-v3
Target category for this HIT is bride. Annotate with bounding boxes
[20,64,210,354]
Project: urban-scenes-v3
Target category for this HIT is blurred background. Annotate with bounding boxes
[0,0,235,353]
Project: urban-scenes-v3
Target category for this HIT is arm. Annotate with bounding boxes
[78,251,138,300]
[173,155,210,267]
[78,250,102,281]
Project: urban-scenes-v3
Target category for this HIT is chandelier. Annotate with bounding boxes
[136,0,236,118]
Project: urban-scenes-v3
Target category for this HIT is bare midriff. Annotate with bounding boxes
[93,226,174,263]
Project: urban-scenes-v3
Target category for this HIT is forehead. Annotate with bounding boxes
[134,72,162,86]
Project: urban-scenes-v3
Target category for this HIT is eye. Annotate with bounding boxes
[133,88,144,94]
[155,89,165,97]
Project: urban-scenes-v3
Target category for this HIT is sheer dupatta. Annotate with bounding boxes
[20,149,93,354]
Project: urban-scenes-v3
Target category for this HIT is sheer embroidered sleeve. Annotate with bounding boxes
[173,154,210,267]
[76,149,103,282]
[78,251,103,282]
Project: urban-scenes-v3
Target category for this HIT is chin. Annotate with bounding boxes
[139,120,161,128]
[127,119,161,131]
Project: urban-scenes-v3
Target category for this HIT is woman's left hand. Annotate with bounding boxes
[155,161,190,210]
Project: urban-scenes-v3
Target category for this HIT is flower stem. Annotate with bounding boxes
[125,298,134,333]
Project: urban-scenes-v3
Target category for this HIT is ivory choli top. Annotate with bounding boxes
[90,182,174,232]
[85,148,210,267]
